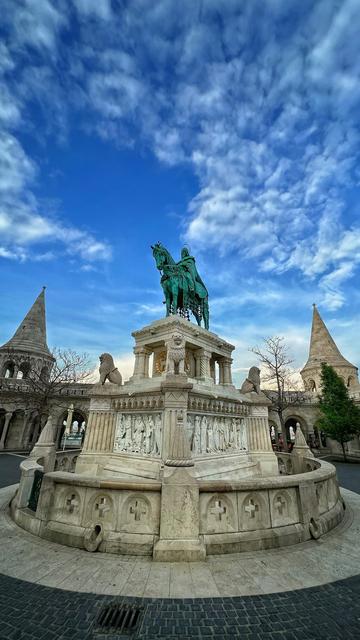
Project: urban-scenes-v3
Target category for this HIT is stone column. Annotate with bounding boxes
[65,403,74,435]
[222,357,233,385]
[0,411,13,450]
[131,346,151,381]
[195,349,212,383]
[20,410,31,449]
[82,411,116,453]
[161,379,193,465]
[246,406,278,476]
[154,379,205,561]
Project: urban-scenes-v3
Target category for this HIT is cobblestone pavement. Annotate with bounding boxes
[0,457,359,638]
[0,571,359,639]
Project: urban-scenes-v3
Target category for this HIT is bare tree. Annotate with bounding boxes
[250,336,304,451]
[1,347,95,420]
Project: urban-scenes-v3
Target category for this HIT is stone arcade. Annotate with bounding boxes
[12,316,344,561]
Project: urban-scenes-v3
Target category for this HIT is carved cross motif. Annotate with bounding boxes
[210,500,226,521]
[245,498,259,518]
[129,500,147,521]
[95,497,110,518]
[275,495,287,515]
[66,494,79,513]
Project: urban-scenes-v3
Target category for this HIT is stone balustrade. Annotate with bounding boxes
[11,458,344,557]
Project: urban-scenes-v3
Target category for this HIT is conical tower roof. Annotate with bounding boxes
[301,304,356,372]
[0,288,53,358]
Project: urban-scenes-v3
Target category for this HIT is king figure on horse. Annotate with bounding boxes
[151,243,209,330]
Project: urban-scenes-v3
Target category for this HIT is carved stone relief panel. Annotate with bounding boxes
[269,488,299,527]
[200,492,238,534]
[118,491,160,534]
[113,413,162,456]
[82,490,116,530]
[52,486,84,524]
[187,414,247,456]
[315,481,329,514]
[326,478,339,510]
[238,490,271,531]
[154,350,166,375]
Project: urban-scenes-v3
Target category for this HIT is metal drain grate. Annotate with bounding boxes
[95,603,142,635]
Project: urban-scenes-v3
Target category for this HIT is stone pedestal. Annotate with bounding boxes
[246,405,278,476]
[153,468,206,561]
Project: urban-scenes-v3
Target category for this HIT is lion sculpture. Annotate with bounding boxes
[166,333,186,375]
[240,366,261,394]
[99,353,122,386]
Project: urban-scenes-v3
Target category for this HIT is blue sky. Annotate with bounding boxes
[1,0,360,384]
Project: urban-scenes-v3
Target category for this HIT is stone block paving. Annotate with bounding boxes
[0,572,360,640]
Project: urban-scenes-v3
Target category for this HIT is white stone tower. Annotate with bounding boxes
[301,304,358,392]
[0,287,54,382]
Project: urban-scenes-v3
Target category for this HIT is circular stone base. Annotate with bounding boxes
[1,485,359,598]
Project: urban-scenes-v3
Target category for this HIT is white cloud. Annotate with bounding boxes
[73,0,112,21]
[2,0,360,305]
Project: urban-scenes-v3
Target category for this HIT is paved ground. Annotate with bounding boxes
[1,485,360,597]
[0,571,359,640]
[0,453,26,488]
[331,460,360,494]
[0,457,359,638]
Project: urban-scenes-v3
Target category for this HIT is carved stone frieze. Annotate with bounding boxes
[112,395,163,411]
[113,412,162,456]
[187,413,247,455]
[188,395,250,416]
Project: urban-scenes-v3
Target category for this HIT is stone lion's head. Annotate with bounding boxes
[99,353,115,367]
[172,333,184,347]
[248,366,260,383]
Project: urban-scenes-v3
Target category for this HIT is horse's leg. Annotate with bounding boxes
[164,282,172,316]
[172,285,178,315]
[203,299,209,330]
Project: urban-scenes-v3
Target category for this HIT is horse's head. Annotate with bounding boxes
[151,243,174,270]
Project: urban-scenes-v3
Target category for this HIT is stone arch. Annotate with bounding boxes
[63,489,81,516]
[272,490,291,519]
[121,493,152,529]
[347,376,355,387]
[2,361,15,378]
[60,456,69,471]
[57,408,87,448]
[239,491,270,530]
[0,409,6,442]
[204,493,236,532]
[308,379,316,392]
[4,409,25,449]
[88,493,114,527]
[17,361,31,379]
[285,415,309,444]
[71,456,78,472]
[277,456,287,475]
[40,365,49,381]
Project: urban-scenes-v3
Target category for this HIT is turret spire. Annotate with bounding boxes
[301,305,358,391]
[0,288,52,357]
[307,304,353,366]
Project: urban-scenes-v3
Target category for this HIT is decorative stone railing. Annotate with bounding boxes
[275,452,319,475]
[54,449,81,472]
[11,457,344,558]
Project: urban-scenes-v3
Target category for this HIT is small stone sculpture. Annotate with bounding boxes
[99,353,122,385]
[240,366,261,394]
[165,333,186,375]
